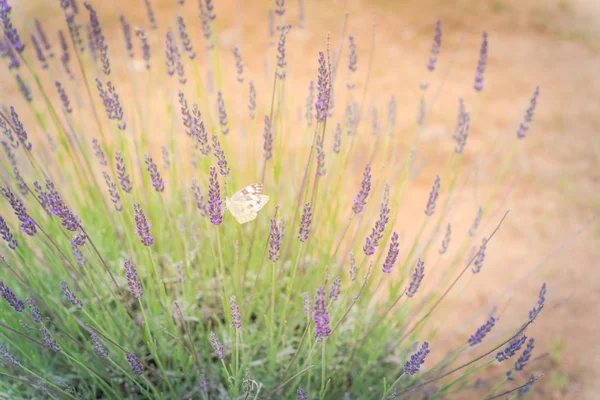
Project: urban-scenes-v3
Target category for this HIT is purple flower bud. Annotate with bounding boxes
[1,142,16,168]
[0,281,24,312]
[315,52,330,122]
[329,277,341,301]
[45,179,80,231]
[15,75,32,102]
[84,2,110,75]
[216,91,229,134]
[348,35,357,73]
[363,185,390,256]
[27,297,43,323]
[40,326,61,352]
[192,104,211,155]
[268,218,284,262]
[133,203,153,246]
[403,341,430,375]
[468,316,495,346]
[249,80,256,119]
[212,135,230,176]
[58,30,74,79]
[115,151,132,193]
[263,115,273,160]
[1,186,36,236]
[518,375,538,396]
[0,343,19,367]
[297,202,312,242]
[528,282,546,322]
[207,166,223,225]
[468,206,483,236]
[177,15,195,59]
[0,1,24,53]
[96,79,125,129]
[276,25,291,78]
[102,172,122,212]
[312,286,331,341]
[55,81,72,113]
[119,15,133,58]
[209,331,225,359]
[0,215,17,250]
[144,154,165,192]
[35,19,53,58]
[233,46,243,82]
[406,258,425,298]
[72,243,87,267]
[92,138,107,166]
[472,237,487,274]
[439,224,451,255]
[136,27,151,69]
[427,20,442,71]
[199,0,213,48]
[382,232,400,274]
[517,86,540,139]
[275,0,285,16]
[191,179,207,216]
[424,175,441,216]
[297,387,308,400]
[91,333,109,358]
[143,0,157,29]
[496,335,527,362]
[124,260,143,299]
[71,232,87,247]
[473,31,488,92]
[126,351,144,375]
[316,134,326,176]
[230,295,242,330]
[513,337,534,371]
[61,280,83,310]
[10,107,31,150]
[352,164,372,214]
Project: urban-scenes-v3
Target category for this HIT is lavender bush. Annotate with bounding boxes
[0,0,551,398]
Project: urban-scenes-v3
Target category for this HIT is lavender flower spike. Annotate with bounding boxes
[133,203,154,246]
[352,164,372,214]
[1,186,36,236]
[263,115,273,160]
[315,51,330,122]
[471,237,487,274]
[496,335,527,362]
[268,218,284,262]
[0,0,24,53]
[124,260,143,299]
[229,295,242,330]
[514,337,535,371]
[212,135,230,176]
[144,154,165,192]
[0,281,24,312]
[329,277,341,301]
[363,184,390,256]
[439,223,451,255]
[528,282,546,322]
[217,91,229,134]
[209,331,225,359]
[312,285,331,341]
[406,258,425,297]
[207,166,223,225]
[382,232,400,273]
[473,31,488,92]
[40,326,61,352]
[126,351,144,375]
[0,343,19,367]
[115,151,132,193]
[102,172,122,212]
[468,316,496,346]
[0,216,18,249]
[91,333,109,358]
[297,202,312,242]
[517,86,540,139]
[404,341,430,375]
[424,175,441,216]
[275,25,291,78]
[61,281,83,310]
[427,20,442,71]
[297,387,308,400]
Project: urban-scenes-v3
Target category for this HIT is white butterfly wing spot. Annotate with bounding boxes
[227,184,269,224]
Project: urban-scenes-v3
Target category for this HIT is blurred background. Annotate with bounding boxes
[8,0,600,398]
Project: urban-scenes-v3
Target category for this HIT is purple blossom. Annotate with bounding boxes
[124,260,143,299]
[473,31,488,92]
[427,20,442,71]
[96,79,125,129]
[58,30,74,79]
[71,232,87,247]
[15,75,32,102]
[298,202,312,242]
[10,107,31,150]
[346,101,359,136]
[92,138,107,166]
[230,295,242,330]
[102,172,122,212]
[217,91,229,134]
[44,179,80,231]
[233,46,243,82]
[0,1,24,53]
[348,35,357,74]
[468,206,483,236]
[382,232,400,274]
[40,326,61,352]
[55,81,72,113]
[275,0,285,16]
[439,224,451,255]
[144,154,165,192]
[329,277,341,301]
[268,218,284,262]
[424,175,441,216]
[192,103,211,154]
[528,282,546,322]
[209,331,225,359]
[136,27,151,70]
[61,280,83,310]
[0,37,20,69]
[13,167,26,196]
[352,164,372,214]
[0,343,19,367]
[27,298,43,323]
[199,0,213,48]
[177,16,195,59]
[517,86,540,139]
[315,52,330,121]
[1,186,36,236]
[35,19,52,58]
[472,237,487,274]
[212,135,230,176]
[143,0,157,29]
[33,181,51,215]
[276,24,291,78]
[84,2,110,75]
[191,179,207,216]
[133,203,153,246]
[468,316,496,346]
[119,15,133,58]
[513,337,535,372]
[72,244,87,267]
[496,335,527,362]
[263,115,273,160]
[297,387,307,400]
[0,281,24,312]
[312,286,331,341]
[406,258,425,298]
[1,142,16,168]
[115,151,132,193]
[91,333,109,358]
[249,80,256,119]
[403,341,430,375]
[363,185,390,256]
[126,351,144,375]
[207,166,223,225]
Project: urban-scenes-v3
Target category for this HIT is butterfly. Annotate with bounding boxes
[224,183,270,224]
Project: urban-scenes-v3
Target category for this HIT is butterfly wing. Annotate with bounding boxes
[227,184,270,224]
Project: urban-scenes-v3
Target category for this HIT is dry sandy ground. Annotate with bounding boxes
[11,0,600,398]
